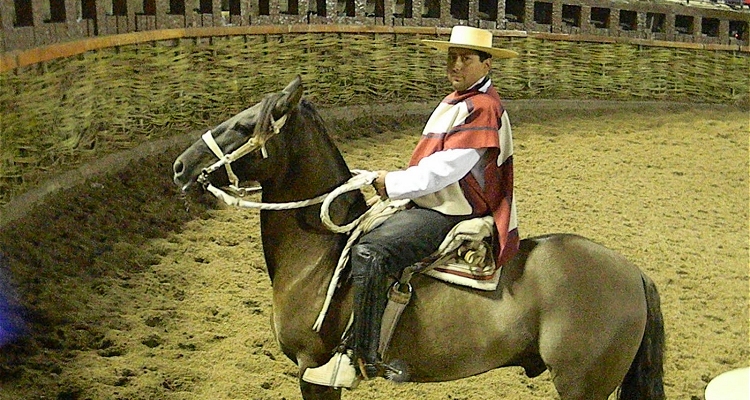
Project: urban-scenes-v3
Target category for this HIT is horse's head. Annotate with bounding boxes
[172,76,304,192]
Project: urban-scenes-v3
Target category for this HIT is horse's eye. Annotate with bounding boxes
[235,124,253,136]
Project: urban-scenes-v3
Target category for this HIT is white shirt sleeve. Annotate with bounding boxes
[384,148,486,200]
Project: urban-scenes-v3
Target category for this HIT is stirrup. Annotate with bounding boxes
[302,352,360,389]
[357,358,380,380]
[357,358,404,381]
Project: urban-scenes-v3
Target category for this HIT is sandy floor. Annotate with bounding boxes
[0,102,747,399]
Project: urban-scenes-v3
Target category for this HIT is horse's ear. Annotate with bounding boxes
[274,75,303,117]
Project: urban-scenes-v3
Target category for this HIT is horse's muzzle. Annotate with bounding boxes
[172,158,193,191]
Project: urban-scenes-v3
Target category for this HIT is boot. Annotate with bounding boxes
[302,351,359,388]
[350,245,389,379]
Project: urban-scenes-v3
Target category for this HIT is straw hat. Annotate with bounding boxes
[422,26,519,59]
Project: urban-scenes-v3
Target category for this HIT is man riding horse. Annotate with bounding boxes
[303,25,521,388]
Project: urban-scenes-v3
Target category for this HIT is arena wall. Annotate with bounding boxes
[1,1,749,208]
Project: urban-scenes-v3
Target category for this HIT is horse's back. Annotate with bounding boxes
[522,234,647,321]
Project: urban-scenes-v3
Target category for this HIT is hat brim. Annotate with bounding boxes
[421,39,519,59]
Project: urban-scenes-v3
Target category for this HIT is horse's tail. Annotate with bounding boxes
[617,272,666,400]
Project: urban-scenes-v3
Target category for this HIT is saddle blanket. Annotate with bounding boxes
[424,261,501,291]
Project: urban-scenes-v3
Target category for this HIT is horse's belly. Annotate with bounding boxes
[385,276,535,382]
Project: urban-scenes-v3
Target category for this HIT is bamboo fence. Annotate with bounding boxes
[0,31,748,204]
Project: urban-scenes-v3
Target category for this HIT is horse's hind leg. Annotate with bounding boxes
[541,316,645,400]
[538,296,645,398]
[547,367,620,400]
[532,237,648,399]
[300,380,343,400]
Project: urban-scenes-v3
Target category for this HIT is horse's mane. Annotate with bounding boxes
[297,98,328,134]
[294,97,368,226]
[293,98,347,168]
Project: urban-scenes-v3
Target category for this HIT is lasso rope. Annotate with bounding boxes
[314,174,409,330]
[319,170,379,233]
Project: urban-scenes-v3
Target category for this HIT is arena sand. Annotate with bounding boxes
[0,102,747,400]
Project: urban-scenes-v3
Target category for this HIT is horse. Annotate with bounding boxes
[172,76,665,400]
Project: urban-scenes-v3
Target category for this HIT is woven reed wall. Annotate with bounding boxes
[1,32,748,205]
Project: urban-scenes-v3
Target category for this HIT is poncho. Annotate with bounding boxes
[409,77,519,266]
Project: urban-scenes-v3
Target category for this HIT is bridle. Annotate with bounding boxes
[197,92,289,195]
[194,93,380,234]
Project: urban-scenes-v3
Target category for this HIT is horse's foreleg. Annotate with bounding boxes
[299,379,343,400]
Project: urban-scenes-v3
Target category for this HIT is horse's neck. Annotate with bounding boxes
[262,108,351,202]
[259,109,364,287]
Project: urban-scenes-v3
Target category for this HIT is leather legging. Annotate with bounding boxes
[349,207,467,371]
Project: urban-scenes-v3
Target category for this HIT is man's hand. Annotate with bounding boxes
[373,170,388,199]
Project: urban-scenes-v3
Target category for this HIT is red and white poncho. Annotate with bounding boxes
[385,77,519,266]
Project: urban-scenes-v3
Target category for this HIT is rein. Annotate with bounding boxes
[202,169,380,232]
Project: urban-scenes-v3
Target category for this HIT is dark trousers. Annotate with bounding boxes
[349,207,467,370]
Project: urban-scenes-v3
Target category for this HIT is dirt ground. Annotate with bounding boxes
[0,101,747,400]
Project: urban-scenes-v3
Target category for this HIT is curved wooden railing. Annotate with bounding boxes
[2,23,748,73]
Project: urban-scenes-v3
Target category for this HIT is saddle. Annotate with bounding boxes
[355,199,501,290]
[378,214,500,358]
[404,215,499,290]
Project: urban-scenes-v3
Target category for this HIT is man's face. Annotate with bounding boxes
[447,48,491,92]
